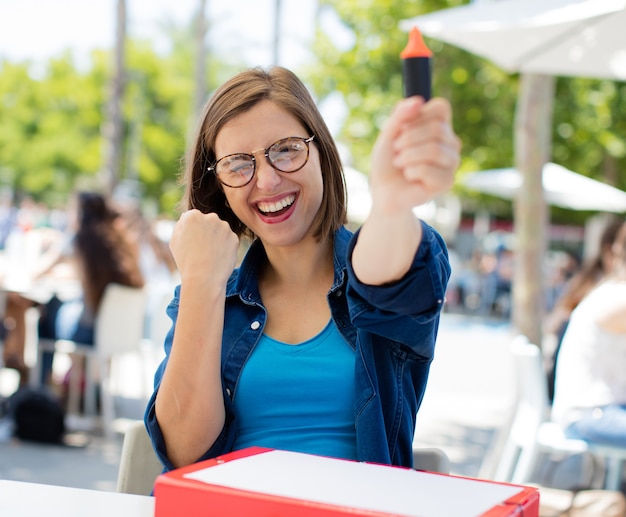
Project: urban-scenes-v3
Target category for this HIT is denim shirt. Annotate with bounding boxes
[145,222,450,471]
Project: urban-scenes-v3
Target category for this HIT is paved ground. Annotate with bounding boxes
[412,313,515,479]
[0,313,596,493]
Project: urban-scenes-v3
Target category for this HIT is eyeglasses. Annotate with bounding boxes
[208,136,315,188]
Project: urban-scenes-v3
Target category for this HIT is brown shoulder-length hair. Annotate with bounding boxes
[556,217,623,312]
[180,66,347,242]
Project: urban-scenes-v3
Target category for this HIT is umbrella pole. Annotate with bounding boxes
[513,73,555,346]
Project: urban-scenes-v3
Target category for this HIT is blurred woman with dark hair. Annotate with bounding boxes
[544,218,623,403]
[5,191,145,386]
[51,191,145,343]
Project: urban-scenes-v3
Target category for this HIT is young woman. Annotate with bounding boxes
[145,66,460,471]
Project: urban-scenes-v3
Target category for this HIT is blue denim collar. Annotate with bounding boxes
[226,226,352,303]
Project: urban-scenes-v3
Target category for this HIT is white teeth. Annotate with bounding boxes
[258,195,295,214]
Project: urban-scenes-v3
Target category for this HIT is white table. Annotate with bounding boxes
[1,274,82,306]
[0,480,154,517]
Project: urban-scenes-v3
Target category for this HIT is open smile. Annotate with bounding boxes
[256,194,296,216]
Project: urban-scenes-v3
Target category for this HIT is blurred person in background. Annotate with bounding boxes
[4,191,145,388]
[544,218,622,403]
[2,292,35,385]
[120,207,178,341]
[1,195,66,386]
[37,191,145,384]
[551,219,626,447]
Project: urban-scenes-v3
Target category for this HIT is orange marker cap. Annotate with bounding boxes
[400,26,432,59]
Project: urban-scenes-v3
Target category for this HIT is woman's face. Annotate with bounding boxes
[214,100,323,249]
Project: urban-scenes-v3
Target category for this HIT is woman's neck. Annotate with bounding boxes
[260,236,334,288]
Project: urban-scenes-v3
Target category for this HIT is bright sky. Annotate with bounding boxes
[0,0,319,70]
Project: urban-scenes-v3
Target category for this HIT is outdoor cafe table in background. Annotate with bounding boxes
[0,266,81,388]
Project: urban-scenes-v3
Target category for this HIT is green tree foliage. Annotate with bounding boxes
[0,43,193,214]
[122,40,192,209]
[306,1,514,169]
[0,55,105,205]
[0,19,244,216]
[2,3,625,223]
[548,77,626,223]
[553,78,626,182]
[306,0,626,225]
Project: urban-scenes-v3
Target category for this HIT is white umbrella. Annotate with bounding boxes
[402,1,626,345]
[401,0,626,80]
[462,162,626,212]
[344,166,372,224]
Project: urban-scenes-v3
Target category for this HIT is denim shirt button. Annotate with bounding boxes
[250,321,261,330]
[335,290,342,297]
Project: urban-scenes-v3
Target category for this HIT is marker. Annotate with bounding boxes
[400,26,432,100]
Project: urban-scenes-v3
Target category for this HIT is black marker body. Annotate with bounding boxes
[403,57,431,100]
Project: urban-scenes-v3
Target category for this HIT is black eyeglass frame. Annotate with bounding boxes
[207,135,315,188]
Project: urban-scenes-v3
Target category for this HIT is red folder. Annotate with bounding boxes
[154,447,538,517]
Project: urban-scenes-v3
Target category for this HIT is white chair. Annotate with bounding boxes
[117,419,163,495]
[493,335,626,490]
[143,286,173,350]
[413,447,450,474]
[37,283,147,439]
[115,420,451,496]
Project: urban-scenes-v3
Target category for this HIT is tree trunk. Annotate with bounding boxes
[272,0,282,65]
[101,0,127,196]
[193,0,208,118]
[512,73,555,346]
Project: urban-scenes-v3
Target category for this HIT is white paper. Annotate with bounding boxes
[184,450,523,517]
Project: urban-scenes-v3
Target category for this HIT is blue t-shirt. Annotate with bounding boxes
[232,319,357,460]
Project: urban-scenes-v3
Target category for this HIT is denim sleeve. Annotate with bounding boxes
[344,221,450,349]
